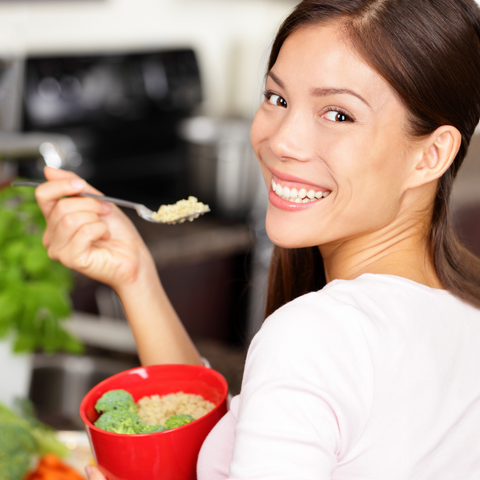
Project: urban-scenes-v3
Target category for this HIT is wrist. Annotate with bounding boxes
[113,251,161,301]
[111,255,203,366]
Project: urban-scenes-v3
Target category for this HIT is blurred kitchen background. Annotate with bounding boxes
[0,0,300,430]
[0,0,479,433]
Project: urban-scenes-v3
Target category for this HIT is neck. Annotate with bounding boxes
[319,211,443,289]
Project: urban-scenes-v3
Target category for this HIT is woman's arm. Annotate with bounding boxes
[113,257,202,366]
[36,166,202,366]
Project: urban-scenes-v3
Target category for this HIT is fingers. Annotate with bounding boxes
[44,166,103,195]
[42,197,111,248]
[48,219,110,270]
[44,165,81,181]
[36,177,86,219]
[37,167,105,219]
[44,211,106,254]
[85,465,106,480]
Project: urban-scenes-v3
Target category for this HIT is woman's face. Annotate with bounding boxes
[251,23,416,250]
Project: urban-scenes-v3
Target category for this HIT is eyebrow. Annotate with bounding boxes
[267,71,372,109]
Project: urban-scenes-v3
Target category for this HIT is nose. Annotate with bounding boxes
[268,111,314,163]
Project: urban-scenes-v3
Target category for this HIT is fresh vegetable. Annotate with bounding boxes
[0,183,82,354]
[24,453,86,480]
[0,400,68,480]
[164,414,195,429]
[94,389,137,415]
[139,424,168,433]
[9,399,68,458]
[0,423,37,480]
[94,410,144,435]
[93,390,194,434]
[165,413,195,429]
[94,409,169,434]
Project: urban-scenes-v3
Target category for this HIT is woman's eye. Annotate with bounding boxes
[266,93,287,108]
[323,110,351,122]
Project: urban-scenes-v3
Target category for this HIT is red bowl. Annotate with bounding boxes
[80,364,228,480]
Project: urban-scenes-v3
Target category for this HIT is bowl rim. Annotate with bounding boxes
[79,363,228,437]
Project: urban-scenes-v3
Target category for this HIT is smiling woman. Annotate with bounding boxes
[260,0,480,317]
[200,0,480,478]
[33,1,480,480]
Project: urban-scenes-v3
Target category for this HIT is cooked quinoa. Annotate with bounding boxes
[151,196,209,223]
[137,392,216,426]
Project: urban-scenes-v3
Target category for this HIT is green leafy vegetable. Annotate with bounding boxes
[138,424,168,433]
[0,182,82,354]
[95,389,137,415]
[94,410,144,434]
[93,389,189,435]
[0,399,68,480]
[0,423,37,480]
[164,414,195,429]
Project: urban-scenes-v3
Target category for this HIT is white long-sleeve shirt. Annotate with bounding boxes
[197,274,480,479]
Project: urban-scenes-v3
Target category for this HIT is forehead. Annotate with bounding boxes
[272,23,394,108]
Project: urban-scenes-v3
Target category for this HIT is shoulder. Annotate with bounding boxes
[244,274,437,387]
[244,278,377,387]
[238,277,377,458]
[255,274,379,348]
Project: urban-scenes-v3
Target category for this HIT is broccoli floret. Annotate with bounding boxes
[94,410,170,435]
[0,422,37,480]
[95,389,137,415]
[93,391,194,434]
[164,414,195,429]
[139,424,168,434]
[94,410,144,434]
[13,398,68,458]
[0,403,21,423]
[0,399,68,477]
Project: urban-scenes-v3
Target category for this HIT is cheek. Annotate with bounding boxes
[333,140,410,228]
[251,110,274,188]
[329,122,407,194]
[250,110,267,156]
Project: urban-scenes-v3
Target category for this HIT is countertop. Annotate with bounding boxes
[125,210,254,267]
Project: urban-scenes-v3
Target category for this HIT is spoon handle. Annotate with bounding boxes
[10,181,143,210]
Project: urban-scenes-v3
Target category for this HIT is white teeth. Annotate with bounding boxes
[271,179,331,203]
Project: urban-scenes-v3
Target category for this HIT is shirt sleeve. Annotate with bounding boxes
[228,292,375,480]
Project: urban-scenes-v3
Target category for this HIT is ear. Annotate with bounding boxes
[407,126,461,189]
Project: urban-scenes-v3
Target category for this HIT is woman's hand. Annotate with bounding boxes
[37,166,202,366]
[85,465,106,480]
[36,166,155,291]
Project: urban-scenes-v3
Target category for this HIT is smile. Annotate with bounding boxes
[271,179,331,203]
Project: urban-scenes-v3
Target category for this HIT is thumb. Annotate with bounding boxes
[85,465,107,480]
[44,165,82,181]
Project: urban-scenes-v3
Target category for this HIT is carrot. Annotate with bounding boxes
[39,454,62,468]
[24,454,87,480]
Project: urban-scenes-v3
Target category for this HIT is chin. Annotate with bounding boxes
[265,210,321,249]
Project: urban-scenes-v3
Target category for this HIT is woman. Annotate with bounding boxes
[36,0,480,478]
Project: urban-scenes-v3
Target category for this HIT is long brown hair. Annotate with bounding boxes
[266,0,480,317]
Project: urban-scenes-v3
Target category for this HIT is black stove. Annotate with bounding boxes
[21,48,202,207]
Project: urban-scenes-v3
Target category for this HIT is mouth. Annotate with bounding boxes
[271,177,331,204]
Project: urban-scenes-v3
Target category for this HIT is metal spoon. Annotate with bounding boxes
[11,181,210,224]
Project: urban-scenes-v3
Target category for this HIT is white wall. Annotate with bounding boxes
[0,0,298,117]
